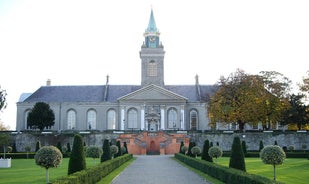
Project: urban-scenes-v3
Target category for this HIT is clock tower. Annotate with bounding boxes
[140,9,165,87]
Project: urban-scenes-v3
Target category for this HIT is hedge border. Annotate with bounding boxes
[52,154,133,184]
[175,153,276,184]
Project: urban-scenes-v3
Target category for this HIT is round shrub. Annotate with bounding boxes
[191,146,201,158]
[181,145,188,154]
[260,145,286,181]
[110,145,119,158]
[35,146,63,169]
[35,146,63,184]
[208,146,222,159]
[86,146,103,159]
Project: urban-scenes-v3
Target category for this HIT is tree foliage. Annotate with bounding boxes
[110,145,119,158]
[181,145,188,154]
[27,102,55,131]
[201,139,213,162]
[280,94,309,130]
[208,69,290,130]
[191,146,201,158]
[86,146,103,165]
[35,146,62,184]
[187,142,196,157]
[260,145,286,181]
[229,136,246,172]
[68,134,86,175]
[0,133,9,158]
[299,71,309,97]
[114,140,122,158]
[208,146,223,160]
[0,86,7,113]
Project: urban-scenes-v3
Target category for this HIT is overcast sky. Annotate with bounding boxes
[1,0,309,130]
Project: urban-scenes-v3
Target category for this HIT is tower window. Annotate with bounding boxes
[148,60,157,76]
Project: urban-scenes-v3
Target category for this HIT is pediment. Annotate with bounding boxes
[118,84,187,102]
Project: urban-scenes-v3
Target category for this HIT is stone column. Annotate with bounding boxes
[181,106,185,130]
[121,107,125,130]
[141,108,145,130]
[160,107,165,130]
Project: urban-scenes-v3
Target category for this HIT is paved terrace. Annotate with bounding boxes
[111,155,212,184]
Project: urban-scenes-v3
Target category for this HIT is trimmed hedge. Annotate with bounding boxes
[53,154,133,184]
[0,152,35,159]
[175,153,276,184]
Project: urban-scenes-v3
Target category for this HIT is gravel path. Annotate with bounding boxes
[111,155,212,184]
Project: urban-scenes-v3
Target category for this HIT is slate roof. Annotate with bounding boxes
[22,84,216,103]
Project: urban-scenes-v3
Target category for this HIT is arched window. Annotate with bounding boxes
[168,108,177,128]
[148,60,157,76]
[127,108,138,129]
[67,110,76,129]
[87,110,96,130]
[107,109,116,130]
[190,110,198,130]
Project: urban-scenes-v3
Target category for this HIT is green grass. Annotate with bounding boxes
[0,158,97,184]
[216,157,309,184]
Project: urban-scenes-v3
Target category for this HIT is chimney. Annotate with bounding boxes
[46,79,51,86]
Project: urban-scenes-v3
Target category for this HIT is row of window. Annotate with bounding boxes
[25,108,199,130]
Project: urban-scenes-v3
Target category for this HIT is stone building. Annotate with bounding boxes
[16,9,216,132]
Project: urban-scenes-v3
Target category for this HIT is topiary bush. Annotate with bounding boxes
[110,145,119,158]
[208,146,222,161]
[114,141,122,158]
[56,142,62,153]
[35,140,41,152]
[179,141,184,154]
[242,140,247,155]
[101,139,111,162]
[191,146,201,158]
[181,145,188,155]
[201,139,213,162]
[259,140,264,151]
[229,136,246,172]
[68,134,86,175]
[260,145,286,181]
[35,146,63,184]
[123,142,128,154]
[187,142,196,157]
[86,146,103,165]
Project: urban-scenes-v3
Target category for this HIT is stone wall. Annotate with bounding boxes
[8,131,309,153]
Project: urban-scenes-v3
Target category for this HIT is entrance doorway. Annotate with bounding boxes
[147,140,160,155]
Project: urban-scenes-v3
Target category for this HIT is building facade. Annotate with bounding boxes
[16,10,216,132]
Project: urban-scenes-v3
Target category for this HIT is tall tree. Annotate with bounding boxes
[208,69,290,130]
[27,102,55,131]
[68,134,86,175]
[280,94,309,130]
[299,71,309,98]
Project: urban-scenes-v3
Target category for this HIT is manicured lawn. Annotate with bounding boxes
[216,157,309,184]
[0,158,97,184]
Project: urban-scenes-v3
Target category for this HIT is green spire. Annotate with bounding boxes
[146,9,158,32]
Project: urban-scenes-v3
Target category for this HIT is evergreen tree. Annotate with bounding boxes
[201,139,213,162]
[123,142,128,154]
[56,141,62,153]
[242,141,247,155]
[187,142,196,157]
[210,142,213,147]
[114,140,122,158]
[229,136,246,172]
[259,141,264,151]
[179,141,184,154]
[274,141,278,145]
[68,134,86,175]
[35,140,41,152]
[66,143,71,152]
[27,102,55,131]
[101,139,111,162]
